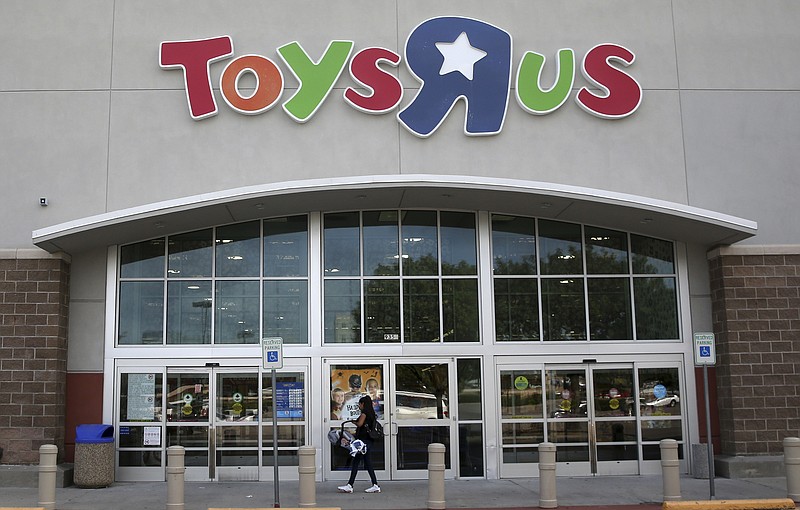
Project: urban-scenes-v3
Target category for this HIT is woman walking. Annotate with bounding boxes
[338,395,381,494]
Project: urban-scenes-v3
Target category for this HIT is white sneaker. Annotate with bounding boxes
[365,484,381,493]
[337,484,353,493]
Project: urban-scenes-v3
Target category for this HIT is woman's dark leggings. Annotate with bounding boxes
[347,442,377,486]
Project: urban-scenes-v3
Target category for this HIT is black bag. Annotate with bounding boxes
[368,420,383,440]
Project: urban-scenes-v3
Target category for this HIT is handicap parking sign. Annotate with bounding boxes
[262,337,283,369]
[693,333,716,365]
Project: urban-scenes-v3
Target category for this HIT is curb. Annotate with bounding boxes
[663,499,797,510]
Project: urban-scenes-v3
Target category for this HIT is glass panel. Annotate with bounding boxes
[639,367,681,416]
[641,419,683,441]
[166,373,209,422]
[546,369,587,418]
[168,229,212,278]
[541,278,586,341]
[363,210,399,276]
[395,363,449,420]
[643,443,683,461]
[119,426,165,448]
[217,425,259,447]
[503,446,538,464]
[592,368,634,418]
[262,372,306,421]
[457,358,482,420]
[119,450,162,467]
[118,281,164,345]
[596,420,636,443]
[634,277,679,340]
[216,373,259,422]
[556,446,589,462]
[547,421,588,443]
[491,214,537,275]
[183,451,209,467]
[440,212,477,275]
[585,227,628,274]
[364,279,400,343]
[502,422,544,445]
[458,423,484,476]
[166,281,212,344]
[539,220,582,275]
[631,235,674,274]
[331,365,383,421]
[324,212,360,276]
[396,427,450,470]
[262,449,301,467]
[500,370,543,419]
[215,221,261,277]
[215,280,259,344]
[442,279,479,342]
[264,215,308,277]
[329,426,385,471]
[401,210,439,276]
[217,450,258,466]
[323,280,361,343]
[403,279,440,342]
[120,238,165,278]
[597,443,638,461]
[588,278,632,340]
[494,278,539,341]
[166,426,209,447]
[262,424,306,447]
[119,373,163,422]
[263,280,308,344]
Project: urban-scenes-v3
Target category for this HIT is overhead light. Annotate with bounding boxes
[187,285,200,290]
[227,255,243,260]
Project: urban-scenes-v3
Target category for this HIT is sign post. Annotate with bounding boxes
[694,332,716,499]
[263,337,284,508]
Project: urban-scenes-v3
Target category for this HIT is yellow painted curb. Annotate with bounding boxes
[663,499,796,510]
[209,508,341,510]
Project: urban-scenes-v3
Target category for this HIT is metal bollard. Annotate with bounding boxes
[660,439,681,502]
[427,443,446,510]
[785,437,800,503]
[538,442,557,509]
[38,444,58,510]
[166,445,186,510]
[298,445,317,508]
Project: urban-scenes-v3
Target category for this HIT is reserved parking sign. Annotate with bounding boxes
[693,332,716,366]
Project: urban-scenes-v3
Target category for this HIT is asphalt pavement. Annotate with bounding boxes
[0,475,793,510]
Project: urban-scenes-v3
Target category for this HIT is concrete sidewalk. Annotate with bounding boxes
[0,475,793,510]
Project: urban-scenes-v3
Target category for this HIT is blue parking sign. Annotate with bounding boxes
[262,337,283,369]
[693,333,716,365]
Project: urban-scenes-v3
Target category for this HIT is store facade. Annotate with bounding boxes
[2,1,799,483]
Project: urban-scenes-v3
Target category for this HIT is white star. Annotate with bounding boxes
[435,32,487,81]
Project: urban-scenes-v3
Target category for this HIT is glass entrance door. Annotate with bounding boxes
[166,368,260,481]
[323,359,456,481]
[546,365,637,475]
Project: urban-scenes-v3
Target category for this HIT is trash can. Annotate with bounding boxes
[74,424,115,488]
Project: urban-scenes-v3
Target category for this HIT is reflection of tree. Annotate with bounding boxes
[540,246,582,275]
[403,254,438,276]
[442,280,479,342]
[588,279,632,340]
[397,364,449,419]
[634,278,678,339]
[493,256,537,275]
[495,279,539,341]
[585,245,627,274]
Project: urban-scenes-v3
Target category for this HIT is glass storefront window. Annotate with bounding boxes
[264,215,308,277]
[121,238,165,278]
[166,373,209,422]
[440,212,477,275]
[539,220,582,275]
[457,358,482,421]
[631,234,675,274]
[215,280,259,344]
[541,279,586,341]
[215,221,260,277]
[401,210,439,276]
[364,279,400,343]
[324,212,360,276]
[263,280,308,344]
[403,279,440,342]
[585,227,628,274]
[168,229,212,278]
[363,210,399,276]
[323,279,361,343]
[501,370,543,419]
[634,277,679,340]
[491,214,537,275]
[119,281,164,345]
[166,281,212,344]
[494,278,539,341]
[588,278,632,340]
[442,279,479,342]
[119,373,163,422]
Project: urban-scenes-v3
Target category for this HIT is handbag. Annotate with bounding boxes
[368,420,384,440]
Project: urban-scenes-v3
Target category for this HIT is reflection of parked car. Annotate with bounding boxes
[396,391,448,419]
[645,395,679,407]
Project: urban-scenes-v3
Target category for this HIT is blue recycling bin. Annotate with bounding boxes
[74,424,115,488]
